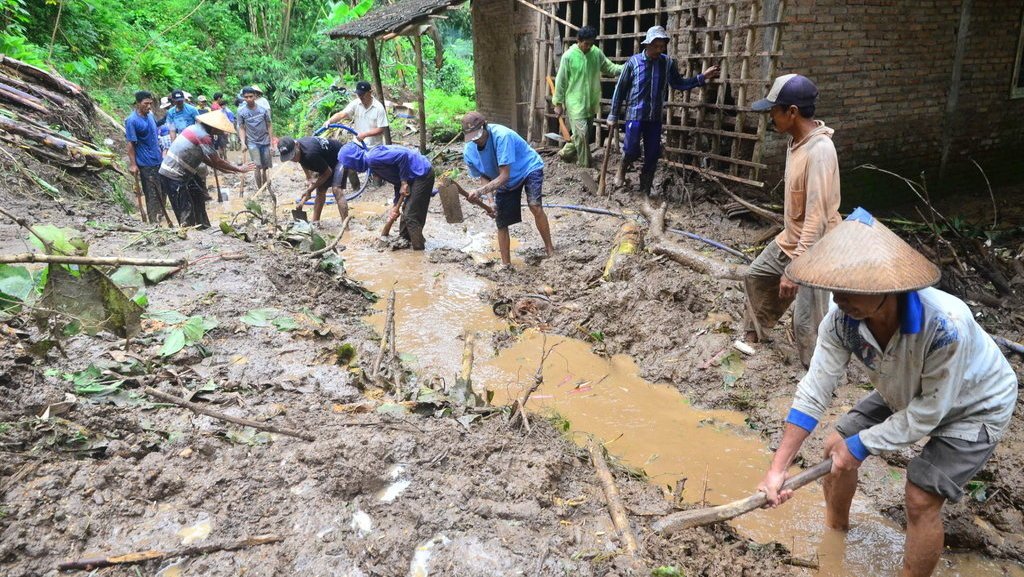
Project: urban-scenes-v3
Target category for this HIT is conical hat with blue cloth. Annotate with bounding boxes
[784,207,940,294]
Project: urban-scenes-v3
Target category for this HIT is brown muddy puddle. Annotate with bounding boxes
[210,168,1023,576]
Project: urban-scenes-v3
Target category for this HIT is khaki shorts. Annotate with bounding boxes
[836,391,997,502]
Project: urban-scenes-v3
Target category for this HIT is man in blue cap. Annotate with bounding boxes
[165,89,199,141]
[740,74,841,367]
[337,142,434,249]
[607,25,719,196]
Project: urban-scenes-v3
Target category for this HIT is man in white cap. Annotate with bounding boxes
[159,111,256,227]
[741,73,841,366]
[324,80,390,188]
[607,25,719,196]
[758,208,1017,577]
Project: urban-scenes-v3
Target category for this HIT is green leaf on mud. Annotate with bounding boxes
[651,567,684,577]
[145,310,187,324]
[719,352,745,387]
[181,316,207,341]
[109,266,145,289]
[27,225,87,256]
[317,252,344,275]
[63,365,123,396]
[131,290,149,308]
[0,264,35,310]
[37,264,143,338]
[244,199,264,217]
[240,308,278,327]
[375,402,409,415]
[271,316,299,332]
[142,266,178,284]
[160,328,186,356]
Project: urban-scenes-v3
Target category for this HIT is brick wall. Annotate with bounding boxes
[773,0,1024,204]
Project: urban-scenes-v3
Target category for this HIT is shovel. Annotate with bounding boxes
[651,458,833,535]
[291,206,308,222]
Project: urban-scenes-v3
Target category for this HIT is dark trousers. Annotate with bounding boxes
[161,174,211,228]
[138,165,167,224]
[623,119,662,193]
[398,168,434,250]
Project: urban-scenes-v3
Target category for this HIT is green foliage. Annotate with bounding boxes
[651,567,684,577]
[424,88,474,141]
[27,225,88,256]
[145,311,218,357]
[0,264,35,313]
[324,0,374,28]
[240,307,299,332]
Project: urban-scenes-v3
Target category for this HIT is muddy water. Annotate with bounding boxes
[211,167,1022,576]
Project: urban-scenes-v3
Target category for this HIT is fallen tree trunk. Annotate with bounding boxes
[589,442,639,556]
[602,221,643,281]
[141,386,315,441]
[1,56,84,97]
[57,534,283,571]
[0,82,49,114]
[0,253,186,267]
[652,458,833,535]
[0,71,70,107]
[650,242,748,281]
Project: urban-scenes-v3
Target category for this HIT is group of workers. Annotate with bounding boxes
[121,23,1018,577]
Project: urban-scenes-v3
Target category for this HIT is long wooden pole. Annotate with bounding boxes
[527,11,542,144]
[652,458,833,535]
[412,34,428,154]
[0,253,185,267]
[57,535,283,571]
[513,0,579,31]
[366,38,393,145]
[589,442,639,556]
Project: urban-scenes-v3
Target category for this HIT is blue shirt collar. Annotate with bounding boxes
[841,291,923,335]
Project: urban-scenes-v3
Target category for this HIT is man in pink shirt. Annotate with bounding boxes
[742,74,841,366]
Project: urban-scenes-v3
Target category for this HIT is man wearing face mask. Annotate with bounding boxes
[741,74,841,367]
[553,26,623,168]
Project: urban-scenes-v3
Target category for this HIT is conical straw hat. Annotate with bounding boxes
[785,207,940,295]
[197,110,236,134]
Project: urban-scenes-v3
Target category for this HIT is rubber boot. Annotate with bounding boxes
[639,164,656,197]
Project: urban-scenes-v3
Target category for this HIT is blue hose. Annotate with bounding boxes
[527,203,751,262]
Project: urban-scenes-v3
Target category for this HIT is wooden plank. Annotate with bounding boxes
[663,145,767,169]
[602,6,685,18]
[731,1,759,176]
[663,159,765,187]
[752,0,786,177]
[663,124,760,141]
[366,38,392,145]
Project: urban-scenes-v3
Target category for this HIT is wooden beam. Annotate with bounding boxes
[366,38,393,145]
[412,34,428,153]
[514,0,579,31]
[939,0,972,178]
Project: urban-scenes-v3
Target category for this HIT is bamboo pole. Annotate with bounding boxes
[589,442,639,556]
[514,0,579,31]
[0,253,185,267]
[412,34,428,153]
[57,535,283,571]
[527,11,543,144]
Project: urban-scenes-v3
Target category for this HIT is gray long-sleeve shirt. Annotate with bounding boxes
[788,287,1017,455]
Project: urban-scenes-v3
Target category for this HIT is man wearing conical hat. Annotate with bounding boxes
[742,73,842,366]
[758,208,1017,577]
[159,111,256,227]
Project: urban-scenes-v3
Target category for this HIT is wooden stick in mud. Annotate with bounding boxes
[598,124,618,199]
[702,173,783,226]
[141,386,315,441]
[308,216,351,258]
[371,288,397,380]
[508,335,556,432]
[0,253,186,267]
[652,458,833,535]
[589,441,639,556]
[649,243,748,281]
[57,534,283,571]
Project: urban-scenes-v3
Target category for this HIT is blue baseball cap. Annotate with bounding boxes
[752,74,818,112]
[338,142,367,173]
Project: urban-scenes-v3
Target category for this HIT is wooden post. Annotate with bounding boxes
[412,34,428,153]
[527,11,542,144]
[366,37,393,145]
[939,0,972,179]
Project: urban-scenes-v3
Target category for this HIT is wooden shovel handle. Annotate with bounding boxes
[652,458,833,535]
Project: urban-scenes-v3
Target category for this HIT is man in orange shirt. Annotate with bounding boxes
[742,74,841,366]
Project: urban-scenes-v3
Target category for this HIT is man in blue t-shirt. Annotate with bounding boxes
[461,112,554,266]
[125,90,169,224]
[165,89,199,141]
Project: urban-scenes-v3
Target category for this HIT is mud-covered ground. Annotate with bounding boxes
[1,140,1022,577]
[0,160,795,576]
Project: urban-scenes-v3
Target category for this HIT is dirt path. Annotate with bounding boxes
[1,148,1021,577]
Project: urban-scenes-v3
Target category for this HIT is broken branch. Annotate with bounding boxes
[308,216,351,258]
[141,386,315,441]
[652,458,832,534]
[589,441,639,556]
[57,534,283,571]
